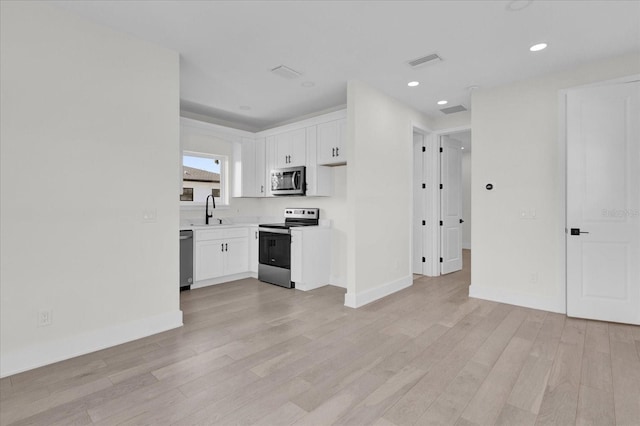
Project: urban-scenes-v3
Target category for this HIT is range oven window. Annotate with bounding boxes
[259,231,291,269]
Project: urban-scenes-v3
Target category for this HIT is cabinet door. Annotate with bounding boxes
[288,128,306,167]
[224,237,249,276]
[240,138,257,197]
[274,132,292,169]
[255,138,266,197]
[275,129,306,168]
[336,119,347,162]
[317,119,346,166]
[195,240,225,281]
[265,136,276,197]
[290,230,303,284]
[248,227,259,273]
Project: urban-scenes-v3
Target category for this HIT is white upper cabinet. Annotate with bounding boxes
[229,109,345,198]
[254,137,266,197]
[305,126,332,197]
[235,137,266,197]
[274,128,306,168]
[240,137,256,197]
[317,119,347,166]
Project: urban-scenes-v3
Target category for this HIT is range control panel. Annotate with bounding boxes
[284,208,319,220]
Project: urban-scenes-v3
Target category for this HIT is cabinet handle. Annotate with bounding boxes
[336,147,339,157]
[225,243,228,252]
[260,185,264,193]
[221,243,224,252]
[332,148,335,157]
[255,231,258,239]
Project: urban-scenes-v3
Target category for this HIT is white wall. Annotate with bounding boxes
[470,53,640,313]
[0,2,181,377]
[346,81,432,307]
[462,151,472,249]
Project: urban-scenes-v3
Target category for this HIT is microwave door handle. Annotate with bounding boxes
[293,171,299,189]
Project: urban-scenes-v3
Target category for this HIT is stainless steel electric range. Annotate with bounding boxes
[258,208,319,288]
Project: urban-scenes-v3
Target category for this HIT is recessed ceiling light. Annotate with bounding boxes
[437,100,448,105]
[239,105,251,110]
[408,81,420,87]
[529,43,548,52]
[506,0,533,12]
[301,81,315,88]
[461,147,465,150]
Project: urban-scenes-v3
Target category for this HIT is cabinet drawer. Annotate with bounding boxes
[196,227,249,241]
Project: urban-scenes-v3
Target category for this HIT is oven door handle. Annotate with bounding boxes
[259,227,291,235]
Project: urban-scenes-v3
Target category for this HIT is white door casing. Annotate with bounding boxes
[440,136,463,274]
[413,132,425,274]
[566,81,640,325]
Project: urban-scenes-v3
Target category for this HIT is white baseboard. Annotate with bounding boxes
[191,272,253,289]
[469,284,565,314]
[0,310,183,378]
[344,275,412,308]
[329,274,346,288]
[296,281,327,291]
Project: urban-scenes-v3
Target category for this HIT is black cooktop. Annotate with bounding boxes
[258,222,313,229]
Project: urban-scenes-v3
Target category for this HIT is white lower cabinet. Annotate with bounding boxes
[195,240,226,281]
[290,227,331,291]
[248,226,259,274]
[194,227,249,282]
[192,225,330,290]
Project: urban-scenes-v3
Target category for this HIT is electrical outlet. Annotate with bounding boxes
[37,309,53,327]
[530,272,539,283]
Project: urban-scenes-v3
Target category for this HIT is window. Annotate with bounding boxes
[181,151,227,205]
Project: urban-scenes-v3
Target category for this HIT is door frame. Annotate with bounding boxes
[412,129,427,275]
[410,122,434,275]
[559,73,640,314]
[432,126,471,277]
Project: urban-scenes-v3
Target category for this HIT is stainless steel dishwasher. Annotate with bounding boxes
[179,230,193,290]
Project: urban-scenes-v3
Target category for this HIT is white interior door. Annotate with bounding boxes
[567,80,640,325]
[440,136,463,274]
[413,132,425,274]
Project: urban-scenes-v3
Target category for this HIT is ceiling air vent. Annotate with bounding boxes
[440,105,468,115]
[408,53,442,68]
[271,65,302,80]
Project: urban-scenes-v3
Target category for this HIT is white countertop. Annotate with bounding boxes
[180,223,260,231]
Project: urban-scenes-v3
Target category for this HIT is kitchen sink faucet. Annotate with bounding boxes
[205,190,215,225]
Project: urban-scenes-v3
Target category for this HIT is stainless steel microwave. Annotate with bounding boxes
[270,166,306,196]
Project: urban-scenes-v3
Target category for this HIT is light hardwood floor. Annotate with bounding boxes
[2,251,639,425]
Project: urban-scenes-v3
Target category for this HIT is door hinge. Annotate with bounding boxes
[422,146,426,152]
[422,220,426,226]
[440,257,443,263]
[440,184,443,189]
[422,183,426,189]
[422,257,426,263]
[439,220,443,226]
[439,147,443,153]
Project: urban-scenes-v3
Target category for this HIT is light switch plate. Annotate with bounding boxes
[142,208,157,223]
